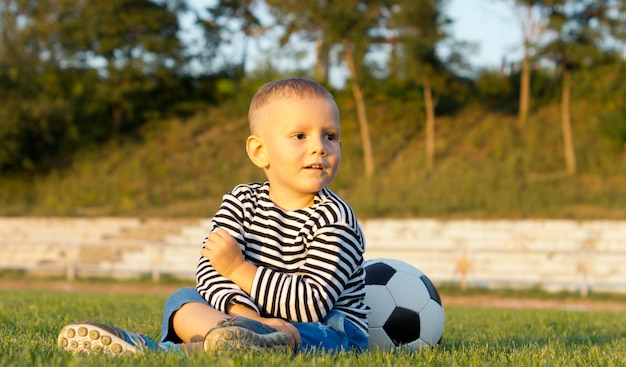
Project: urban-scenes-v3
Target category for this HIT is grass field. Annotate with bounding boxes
[1,289,625,366]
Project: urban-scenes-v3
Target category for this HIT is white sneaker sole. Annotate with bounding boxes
[57,323,139,355]
[204,326,290,352]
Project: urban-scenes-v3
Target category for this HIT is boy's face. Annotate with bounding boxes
[251,95,341,209]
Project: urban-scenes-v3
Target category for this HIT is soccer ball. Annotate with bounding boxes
[364,258,444,350]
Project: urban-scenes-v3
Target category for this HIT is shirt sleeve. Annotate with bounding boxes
[195,190,260,315]
[249,221,364,323]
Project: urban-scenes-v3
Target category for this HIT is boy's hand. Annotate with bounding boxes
[201,228,256,293]
[228,305,301,348]
[201,228,244,277]
[256,317,301,348]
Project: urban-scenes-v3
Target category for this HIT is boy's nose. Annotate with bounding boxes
[310,138,327,156]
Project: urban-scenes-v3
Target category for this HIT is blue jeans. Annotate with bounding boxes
[160,287,367,353]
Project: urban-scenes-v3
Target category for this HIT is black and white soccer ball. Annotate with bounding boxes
[364,258,444,350]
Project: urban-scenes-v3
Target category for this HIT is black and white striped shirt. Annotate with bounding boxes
[196,182,369,334]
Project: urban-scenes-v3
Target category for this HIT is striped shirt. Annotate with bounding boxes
[196,182,369,334]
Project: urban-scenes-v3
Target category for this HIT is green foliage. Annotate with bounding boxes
[574,62,626,149]
[0,0,203,172]
[2,73,626,218]
[473,69,515,113]
[539,0,625,73]
[1,288,625,366]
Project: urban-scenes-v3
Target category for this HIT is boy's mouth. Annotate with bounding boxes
[305,163,324,170]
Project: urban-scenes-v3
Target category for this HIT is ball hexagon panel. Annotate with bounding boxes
[367,327,393,348]
[363,284,396,328]
[405,335,430,350]
[417,300,445,345]
[384,271,431,312]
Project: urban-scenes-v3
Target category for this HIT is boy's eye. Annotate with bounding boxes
[327,133,338,141]
[294,133,306,140]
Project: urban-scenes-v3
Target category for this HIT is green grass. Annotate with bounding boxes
[1,288,624,366]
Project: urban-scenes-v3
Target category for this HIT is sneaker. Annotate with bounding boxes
[57,321,162,356]
[204,317,290,353]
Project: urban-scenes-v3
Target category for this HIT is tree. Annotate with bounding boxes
[509,0,546,131]
[539,0,626,175]
[264,0,328,82]
[389,0,465,170]
[199,0,268,77]
[56,0,187,137]
[0,0,80,171]
[266,0,388,177]
[0,0,188,172]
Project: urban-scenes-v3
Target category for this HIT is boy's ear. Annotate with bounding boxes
[246,135,269,168]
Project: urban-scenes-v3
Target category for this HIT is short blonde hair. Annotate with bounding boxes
[248,77,335,132]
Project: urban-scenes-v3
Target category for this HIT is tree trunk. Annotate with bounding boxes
[519,49,530,131]
[561,69,576,175]
[112,103,123,139]
[240,35,248,77]
[314,37,329,84]
[423,76,436,170]
[344,41,374,177]
[517,1,542,134]
[107,55,123,140]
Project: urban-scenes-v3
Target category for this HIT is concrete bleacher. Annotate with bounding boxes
[0,217,204,279]
[1,217,625,294]
[163,219,212,246]
[0,217,142,243]
[0,218,142,273]
[361,219,626,294]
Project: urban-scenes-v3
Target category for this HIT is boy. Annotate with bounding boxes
[57,77,369,355]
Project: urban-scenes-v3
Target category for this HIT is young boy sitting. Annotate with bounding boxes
[57,77,369,355]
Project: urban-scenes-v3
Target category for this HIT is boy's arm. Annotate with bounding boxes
[196,228,260,314]
[253,223,364,323]
[204,223,364,324]
[196,184,265,315]
[196,255,260,314]
[227,303,260,318]
[201,228,257,294]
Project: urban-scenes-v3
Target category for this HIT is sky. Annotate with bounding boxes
[447,0,523,69]
[183,0,524,81]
